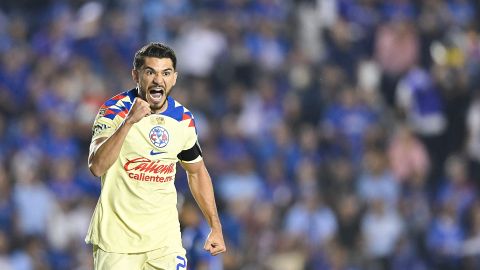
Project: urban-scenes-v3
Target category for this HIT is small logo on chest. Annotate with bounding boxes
[151,116,165,125]
[149,126,169,148]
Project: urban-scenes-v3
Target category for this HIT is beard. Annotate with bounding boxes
[149,100,166,111]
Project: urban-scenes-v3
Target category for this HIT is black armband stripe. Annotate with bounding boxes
[177,141,203,161]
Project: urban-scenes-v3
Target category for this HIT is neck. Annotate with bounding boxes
[152,97,169,114]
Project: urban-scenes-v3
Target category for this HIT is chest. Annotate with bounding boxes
[123,115,185,160]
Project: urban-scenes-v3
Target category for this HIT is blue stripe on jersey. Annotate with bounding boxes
[103,108,123,120]
[125,89,137,106]
[161,96,184,122]
[102,89,137,120]
[104,99,118,106]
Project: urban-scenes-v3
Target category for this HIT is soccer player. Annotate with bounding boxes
[85,42,226,269]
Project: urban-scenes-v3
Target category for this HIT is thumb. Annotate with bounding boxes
[204,241,210,250]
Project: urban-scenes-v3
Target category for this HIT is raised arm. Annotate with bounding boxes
[181,160,226,256]
[88,98,151,177]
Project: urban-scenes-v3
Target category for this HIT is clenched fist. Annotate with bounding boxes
[125,98,151,125]
[204,228,226,256]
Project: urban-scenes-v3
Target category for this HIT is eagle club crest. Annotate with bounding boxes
[151,116,165,125]
[149,126,169,148]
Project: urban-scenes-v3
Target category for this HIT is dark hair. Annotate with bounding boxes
[133,42,177,70]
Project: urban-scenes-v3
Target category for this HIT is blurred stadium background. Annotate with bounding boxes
[1,0,480,269]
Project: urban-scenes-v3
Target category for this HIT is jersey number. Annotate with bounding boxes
[176,256,186,270]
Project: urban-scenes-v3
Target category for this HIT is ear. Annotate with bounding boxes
[132,69,139,83]
[172,72,178,86]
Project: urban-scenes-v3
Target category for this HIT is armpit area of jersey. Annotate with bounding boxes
[177,141,202,162]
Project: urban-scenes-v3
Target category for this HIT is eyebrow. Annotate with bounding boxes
[143,66,174,72]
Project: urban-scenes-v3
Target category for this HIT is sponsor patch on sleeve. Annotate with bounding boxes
[92,123,109,136]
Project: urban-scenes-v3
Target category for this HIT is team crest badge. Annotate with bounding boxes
[149,126,169,148]
[151,116,165,125]
[98,108,106,116]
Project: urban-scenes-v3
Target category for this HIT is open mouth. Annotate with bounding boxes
[148,87,165,103]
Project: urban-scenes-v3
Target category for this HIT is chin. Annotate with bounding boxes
[150,103,164,112]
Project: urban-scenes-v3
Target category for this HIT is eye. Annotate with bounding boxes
[163,71,171,76]
[145,70,155,76]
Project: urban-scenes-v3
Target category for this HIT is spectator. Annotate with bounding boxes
[322,86,378,166]
[180,198,222,270]
[462,201,480,268]
[0,165,15,235]
[284,191,337,250]
[12,160,57,237]
[357,149,400,209]
[396,66,447,187]
[375,18,419,107]
[388,123,430,183]
[361,198,404,270]
[466,92,480,182]
[436,154,476,218]
[427,201,465,270]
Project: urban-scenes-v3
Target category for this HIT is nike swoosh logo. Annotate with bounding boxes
[150,150,167,155]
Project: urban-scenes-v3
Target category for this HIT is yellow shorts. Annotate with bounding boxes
[93,245,187,270]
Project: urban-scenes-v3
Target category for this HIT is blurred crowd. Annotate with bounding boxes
[1,0,480,269]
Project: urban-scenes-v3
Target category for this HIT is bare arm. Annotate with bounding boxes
[88,98,151,177]
[181,160,226,256]
[88,122,132,177]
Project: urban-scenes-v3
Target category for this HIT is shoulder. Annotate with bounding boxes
[99,89,137,120]
[161,97,195,127]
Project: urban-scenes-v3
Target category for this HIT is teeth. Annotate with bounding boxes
[148,87,164,103]
[149,91,163,101]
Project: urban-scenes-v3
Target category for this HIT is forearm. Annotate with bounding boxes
[89,121,133,177]
[187,167,222,229]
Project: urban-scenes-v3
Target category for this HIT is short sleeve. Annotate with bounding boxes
[91,108,119,141]
[90,90,136,141]
[178,116,203,163]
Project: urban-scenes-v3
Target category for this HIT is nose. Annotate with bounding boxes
[152,73,161,84]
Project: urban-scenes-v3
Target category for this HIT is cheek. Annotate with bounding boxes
[169,77,177,86]
[139,77,151,85]
[138,80,149,91]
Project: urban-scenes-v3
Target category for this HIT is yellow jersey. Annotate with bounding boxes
[85,88,200,253]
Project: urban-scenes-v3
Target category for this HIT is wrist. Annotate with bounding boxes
[123,118,135,127]
[210,220,222,230]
